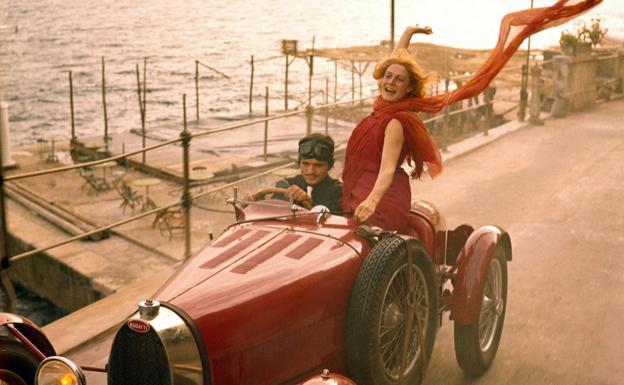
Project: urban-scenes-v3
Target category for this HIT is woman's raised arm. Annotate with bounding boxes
[392,25,433,57]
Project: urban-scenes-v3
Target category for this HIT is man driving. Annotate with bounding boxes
[277,133,342,213]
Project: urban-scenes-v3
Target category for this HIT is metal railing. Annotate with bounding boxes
[7,47,615,312]
[0,88,374,310]
[0,82,500,307]
[0,90,496,247]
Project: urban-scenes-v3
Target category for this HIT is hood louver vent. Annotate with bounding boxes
[232,233,302,274]
[286,238,324,260]
[201,230,271,269]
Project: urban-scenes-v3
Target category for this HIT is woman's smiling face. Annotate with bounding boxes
[380,63,412,102]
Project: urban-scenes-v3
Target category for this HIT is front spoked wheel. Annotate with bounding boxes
[379,262,430,379]
[454,245,508,376]
[347,237,438,385]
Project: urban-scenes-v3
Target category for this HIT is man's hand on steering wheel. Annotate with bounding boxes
[286,185,311,205]
[249,186,313,209]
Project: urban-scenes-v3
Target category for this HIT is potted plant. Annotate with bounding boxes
[559,30,578,55]
[560,19,608,56]
[579,18,608,47]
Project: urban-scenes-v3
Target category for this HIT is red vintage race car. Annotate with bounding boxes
[0,186,511,385]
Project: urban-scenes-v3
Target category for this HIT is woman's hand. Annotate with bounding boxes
[394,25,433,55]
[354,196,378,224]
[408,24,433,35]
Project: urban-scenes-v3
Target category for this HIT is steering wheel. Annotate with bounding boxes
[250,187,312,210]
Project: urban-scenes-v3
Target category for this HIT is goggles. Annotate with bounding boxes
[298,139,333,161]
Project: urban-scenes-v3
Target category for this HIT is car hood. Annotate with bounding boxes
[155,214,361,305]
[153,214,365,384]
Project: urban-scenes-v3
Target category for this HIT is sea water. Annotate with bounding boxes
[0,0,621,146]
[0,284,67,325]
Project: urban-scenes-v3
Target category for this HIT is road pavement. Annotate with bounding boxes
[63,98,624,384]
[416,99,624,384]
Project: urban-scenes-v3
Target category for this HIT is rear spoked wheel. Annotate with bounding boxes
[454,245,508,376]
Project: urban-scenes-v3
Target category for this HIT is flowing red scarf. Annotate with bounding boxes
[344,0,602,183]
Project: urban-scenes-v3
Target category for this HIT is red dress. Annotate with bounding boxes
[342,0,601,232]
[342,111,422,233]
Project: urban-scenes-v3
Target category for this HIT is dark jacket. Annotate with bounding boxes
[276,174,342,213]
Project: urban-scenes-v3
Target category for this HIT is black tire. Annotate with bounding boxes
[0,337,40,385]
[454,244,508,376]
[346,237,438,385]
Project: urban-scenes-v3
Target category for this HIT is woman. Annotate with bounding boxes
[342,26,440,233]
[342,0,602,233]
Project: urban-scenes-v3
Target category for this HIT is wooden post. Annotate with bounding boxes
[143,58,147,123]
[101,56,109,142]
[195,60,200,121]
[325,78,329,134]
[307,54,314,106]
[358,63,363,101]
[69,71,75,142]
[284,54,289,110]
[122,141,127,169]
[529,65,544,125]
[518,64,528,122]
[351,60,355,102]
[518,0,535,121]
[483,87,495,136]
[0,119,16,312]
[306,70,313,135]
[306,105,313,136]
[390,0,395,50]
[264,86,269,162]
[304,38,316,136]
[442,107,449,152]
[249,55,255,115]
[334,60,338,103]
[135,64,146,164]
[307,36,316,107]
[181,94,192,260]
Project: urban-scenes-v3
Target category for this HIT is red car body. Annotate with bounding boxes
[1,199,511,385]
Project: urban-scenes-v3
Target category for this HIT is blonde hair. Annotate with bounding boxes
[373,49,439,98]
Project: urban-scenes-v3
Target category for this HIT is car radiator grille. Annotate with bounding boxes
[108,323,172,385]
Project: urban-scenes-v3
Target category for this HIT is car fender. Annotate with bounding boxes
[0,312,56,358]
[451,226,512,325]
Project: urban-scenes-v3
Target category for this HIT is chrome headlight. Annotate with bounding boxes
[35,356,85,385]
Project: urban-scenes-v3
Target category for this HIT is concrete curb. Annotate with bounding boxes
[442,92,624,165]
[441,116,543,165]
[42,266,176,355]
